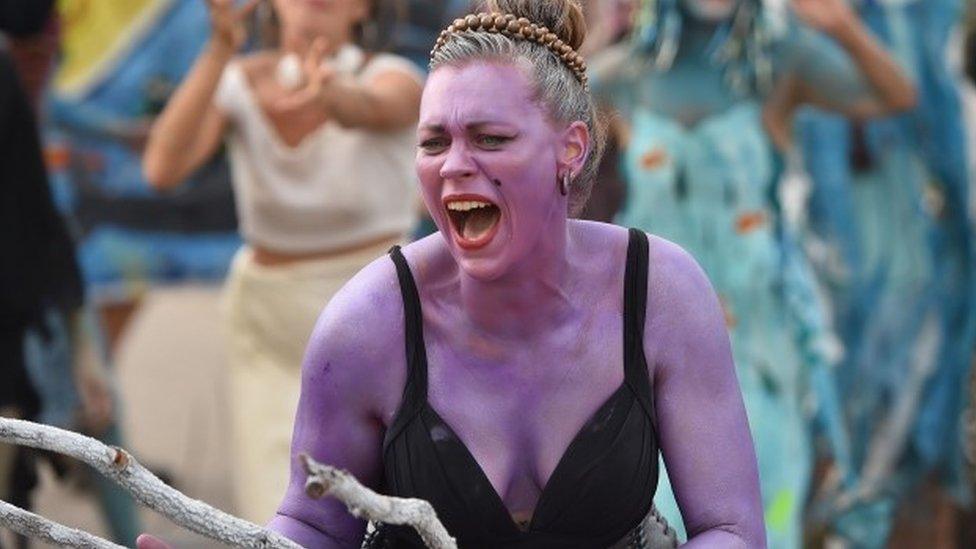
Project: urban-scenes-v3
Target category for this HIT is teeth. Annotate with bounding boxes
[446,200,492,212]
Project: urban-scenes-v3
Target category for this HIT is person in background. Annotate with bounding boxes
[591,0,916,546]
[143,0,422,523]
[797,0,974,545]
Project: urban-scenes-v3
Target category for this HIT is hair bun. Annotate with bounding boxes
[484,0,587,51]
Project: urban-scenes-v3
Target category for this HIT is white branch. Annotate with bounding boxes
[0,417,302,549]
[0,417,459,549]
[0,499,125,549]
[300,453,457,549]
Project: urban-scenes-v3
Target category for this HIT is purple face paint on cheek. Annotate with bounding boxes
[415,62,569,281]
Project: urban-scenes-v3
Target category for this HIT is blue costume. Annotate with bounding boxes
[46,0,241,302]
[798,0,974,544]
[592,1,881,546]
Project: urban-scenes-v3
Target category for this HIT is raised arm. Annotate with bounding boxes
[267,257,409,548]
[142,0,257,189]
[764,0,916,139]
[272,37,422,132]
[645,238,765,548]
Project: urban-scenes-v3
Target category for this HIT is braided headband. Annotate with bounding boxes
[431,12,589,89]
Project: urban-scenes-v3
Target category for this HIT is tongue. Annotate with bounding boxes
[462,207,500,241]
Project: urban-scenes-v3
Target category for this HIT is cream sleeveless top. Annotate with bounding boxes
[214,48,422,253]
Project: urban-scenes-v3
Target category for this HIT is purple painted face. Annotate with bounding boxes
[416,62,576,281]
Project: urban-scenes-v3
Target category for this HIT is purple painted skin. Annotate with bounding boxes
[139,60,765,548]
[265,61,765,548]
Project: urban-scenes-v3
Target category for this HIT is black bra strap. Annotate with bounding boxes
[389,246,429,407]
[390,237,651,417]
[623,229,654,413]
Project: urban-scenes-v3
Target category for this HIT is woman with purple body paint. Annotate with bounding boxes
[139,1,764,547]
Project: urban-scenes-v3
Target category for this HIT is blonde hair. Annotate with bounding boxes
[430,0,606,216]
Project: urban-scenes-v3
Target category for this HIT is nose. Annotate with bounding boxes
[439,141,478,181]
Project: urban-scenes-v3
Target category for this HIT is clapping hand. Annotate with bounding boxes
[205,0,261,54]
[273,37,340,115]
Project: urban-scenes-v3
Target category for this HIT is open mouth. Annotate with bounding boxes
[445,198,502,249]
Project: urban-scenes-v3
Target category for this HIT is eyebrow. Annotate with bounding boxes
[419,121,515,133]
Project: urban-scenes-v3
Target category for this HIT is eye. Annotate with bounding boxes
[419,137,449,154]
[475,134,514,149]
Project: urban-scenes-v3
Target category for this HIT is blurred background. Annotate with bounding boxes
[1,0,975,547]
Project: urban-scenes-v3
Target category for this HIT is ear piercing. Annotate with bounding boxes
[560,172,571,196]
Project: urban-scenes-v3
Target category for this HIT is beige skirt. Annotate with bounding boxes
[222,237,399,523]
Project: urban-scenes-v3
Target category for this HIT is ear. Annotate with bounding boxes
[558,121,590,177]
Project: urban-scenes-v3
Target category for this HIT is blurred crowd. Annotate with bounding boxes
[2,0,976,547]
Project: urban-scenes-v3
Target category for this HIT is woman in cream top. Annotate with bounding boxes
[213,45,420,253]
[142,0,422,523]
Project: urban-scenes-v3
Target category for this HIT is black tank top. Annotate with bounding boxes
[380,228,659,548]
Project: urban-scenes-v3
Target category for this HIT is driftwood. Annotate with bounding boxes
[0,417,455,548]
[0,417,301,548]
[0,499,125,549]
[300,454,457,549]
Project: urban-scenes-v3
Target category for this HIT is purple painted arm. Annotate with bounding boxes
[644,238,766,548]
[265,233,764,548]
[267,257,408,548]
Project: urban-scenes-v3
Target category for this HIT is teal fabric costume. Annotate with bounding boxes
[798,0,974,544]
[620,101,813,548]
[592,1,877,546]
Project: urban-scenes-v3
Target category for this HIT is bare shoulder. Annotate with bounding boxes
[642,235,728,363]
[569,223,710,298]
[647,235,714,298]
[302,249,408,415]
[396,232,460,290]
[303,235,454,416]
[568,220,632,264]
[569,225,716,317]
[567,224,724,366]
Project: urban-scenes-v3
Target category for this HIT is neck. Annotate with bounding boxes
[676,13,725,60]
[459,219,574,340]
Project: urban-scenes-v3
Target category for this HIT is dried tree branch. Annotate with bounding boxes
[0,418,459,549]
[0,499,125,549]
[0,417,302,549]
[300,453,457,549]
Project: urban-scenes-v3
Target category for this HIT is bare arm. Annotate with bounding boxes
[324,69,423,130]
[274,38,422,132]
[783,0,917,119]
[268,258,408,548]
[824,19,917,116]
[645,238,766,548]
[142,44,230,189]
[142,0,258,189]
